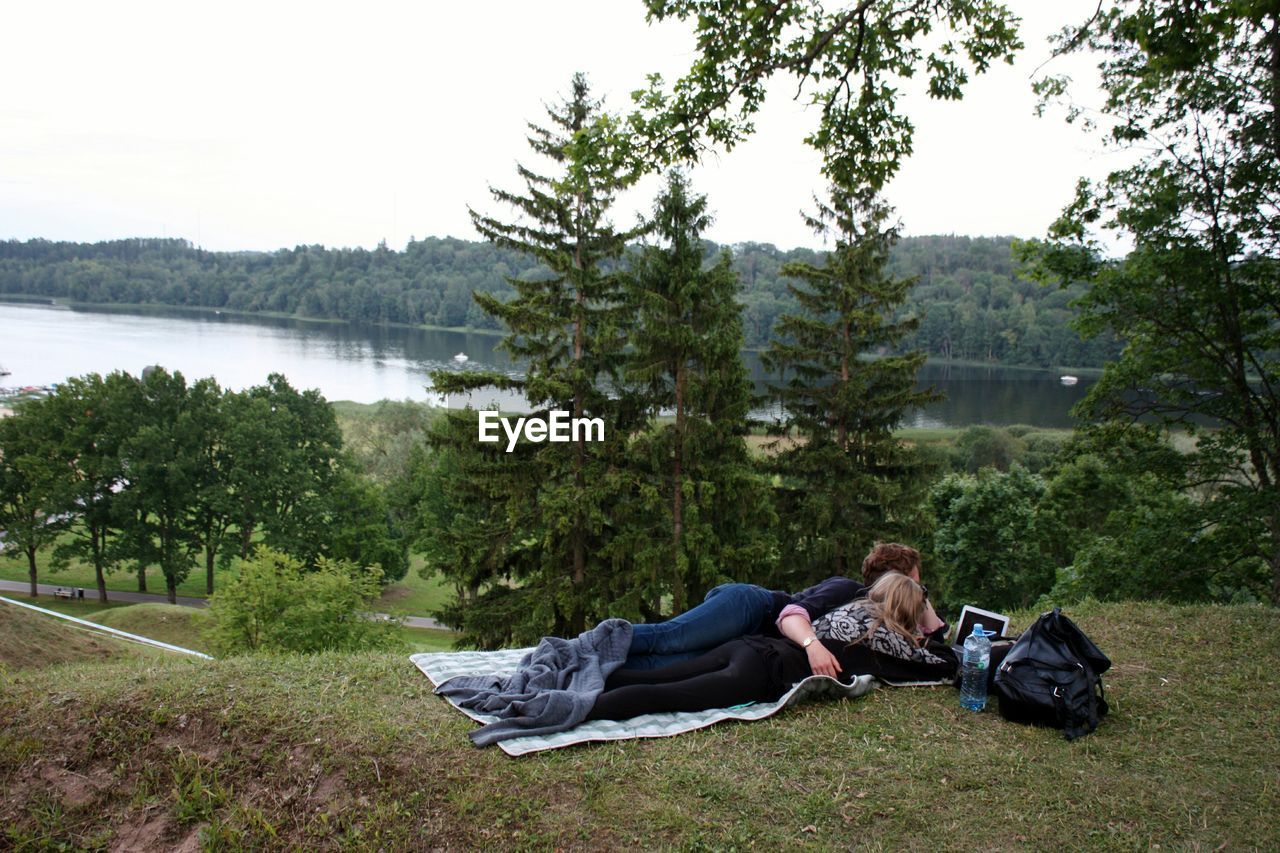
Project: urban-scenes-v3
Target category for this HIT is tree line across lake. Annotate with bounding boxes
[0,231,1121,370]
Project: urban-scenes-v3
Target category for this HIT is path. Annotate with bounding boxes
[0,579,449,630]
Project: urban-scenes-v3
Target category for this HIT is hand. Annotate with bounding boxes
[919,600,946,637]
[806,641,842,678]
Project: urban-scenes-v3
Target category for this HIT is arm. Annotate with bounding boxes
[919,599,946,638]
[778,610,842,678]
[786,576,867,623]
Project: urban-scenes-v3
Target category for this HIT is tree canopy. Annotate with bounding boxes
[1025,0,1280,602]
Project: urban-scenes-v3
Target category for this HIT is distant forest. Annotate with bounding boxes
[0,236,1120,368]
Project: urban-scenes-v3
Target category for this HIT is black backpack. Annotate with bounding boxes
[992,608,1111,740]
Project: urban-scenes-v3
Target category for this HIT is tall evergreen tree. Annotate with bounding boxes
[763,188,937,586]
[617,170,775,613]
[430,73,642,642]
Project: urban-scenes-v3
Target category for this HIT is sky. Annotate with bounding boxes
[1,1,1113,253]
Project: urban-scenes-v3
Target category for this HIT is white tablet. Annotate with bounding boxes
[952,605,1011,644]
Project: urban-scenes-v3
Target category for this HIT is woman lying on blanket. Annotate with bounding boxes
[586,573,957,722]
[623,541,948,674]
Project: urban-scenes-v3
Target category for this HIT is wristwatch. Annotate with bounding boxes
[802,635,818,649]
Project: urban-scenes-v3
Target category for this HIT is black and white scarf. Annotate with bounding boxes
[813,602,950,666]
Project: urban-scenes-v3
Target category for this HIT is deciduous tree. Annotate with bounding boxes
[632,0,1021,187]
[1025,0,1280,601]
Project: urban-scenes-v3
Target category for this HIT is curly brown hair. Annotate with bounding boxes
[861,542,921,586]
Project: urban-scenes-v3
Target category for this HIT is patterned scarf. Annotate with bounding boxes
[812,602,950,666]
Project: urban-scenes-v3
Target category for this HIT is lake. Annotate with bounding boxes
[0,301,1094,429]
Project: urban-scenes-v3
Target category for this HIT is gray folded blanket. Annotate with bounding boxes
[434,618,633,747]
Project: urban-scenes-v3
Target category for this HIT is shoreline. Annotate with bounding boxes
[0,295,1107,377]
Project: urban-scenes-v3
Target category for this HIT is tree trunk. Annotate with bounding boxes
[26,545,38,597]
[1268,15,1280,161]
[93,527,107,603]
[839,322,850,451]
[206,542,217,595]
[1271,543,1280,607]
[167,574,177,605]
[240,519,255,559]
[137,563,147,593]
[1269,501,1280,607]
[672,361,687,614]
[568,219,587,635]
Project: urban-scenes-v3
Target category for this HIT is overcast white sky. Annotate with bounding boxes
[1,1,1112,253]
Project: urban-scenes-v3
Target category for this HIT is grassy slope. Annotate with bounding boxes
[0,601,153,669]
[2,601,1278,850]
[88,604,215,654]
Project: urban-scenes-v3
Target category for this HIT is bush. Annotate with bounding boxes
[951,425,1023,473]
[930,465,1055,611]
[205,548,404,655]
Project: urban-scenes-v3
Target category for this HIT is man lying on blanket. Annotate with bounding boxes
[434,542,954,747]
[623,542,948,676]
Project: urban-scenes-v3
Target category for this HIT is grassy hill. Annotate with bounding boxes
[2,601,1278,849]
[88,603,214,654]
[0,600,149,670]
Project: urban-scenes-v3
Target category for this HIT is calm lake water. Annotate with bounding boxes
[0,301,1094,428]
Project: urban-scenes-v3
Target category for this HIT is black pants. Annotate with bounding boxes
[587,637,806,721]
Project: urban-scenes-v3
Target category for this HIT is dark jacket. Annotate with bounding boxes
[760,576,950,644]
[760,576,868,636]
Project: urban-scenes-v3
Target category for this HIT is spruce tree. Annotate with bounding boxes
[616,170,775,614]
[763,187,937,587]
[430,74,641,643]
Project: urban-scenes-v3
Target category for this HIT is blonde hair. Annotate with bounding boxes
[854,572,928,648]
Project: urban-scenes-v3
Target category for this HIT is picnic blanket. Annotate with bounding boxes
[414,645,883,756]
[432,618,632,747]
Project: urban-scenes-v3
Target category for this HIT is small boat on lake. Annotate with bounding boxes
[452,352,469,363]
[1060,375,1078,386]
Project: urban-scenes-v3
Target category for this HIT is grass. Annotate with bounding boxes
[0,546,454,622]
[0,547,224,600]
[395,625,461,653]
[0,593,133,619]
[88,604,215,654]
[80,602,456,656]
[1,600,1277,849]
[0,600,164,670]
[374,558,452,617]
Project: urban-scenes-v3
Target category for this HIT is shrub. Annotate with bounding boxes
[205,548,403,655]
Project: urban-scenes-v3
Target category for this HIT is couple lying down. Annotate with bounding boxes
[435,542,963,746]
[588,543,958,722]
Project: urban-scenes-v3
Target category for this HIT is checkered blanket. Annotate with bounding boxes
[412,647,881,756]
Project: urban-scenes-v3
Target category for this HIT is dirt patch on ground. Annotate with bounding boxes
[376,585,412,605]
[110,809,178,853]
[36,761,111,808]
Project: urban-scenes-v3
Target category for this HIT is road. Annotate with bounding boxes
[0,579,448,630]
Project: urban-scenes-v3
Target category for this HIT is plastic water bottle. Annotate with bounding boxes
[960,623,993,711]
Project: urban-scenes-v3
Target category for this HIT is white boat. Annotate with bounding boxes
[452,352,469,363]
[1060,375,1078,386]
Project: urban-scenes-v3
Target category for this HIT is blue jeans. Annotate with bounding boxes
[623,583,774,670]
